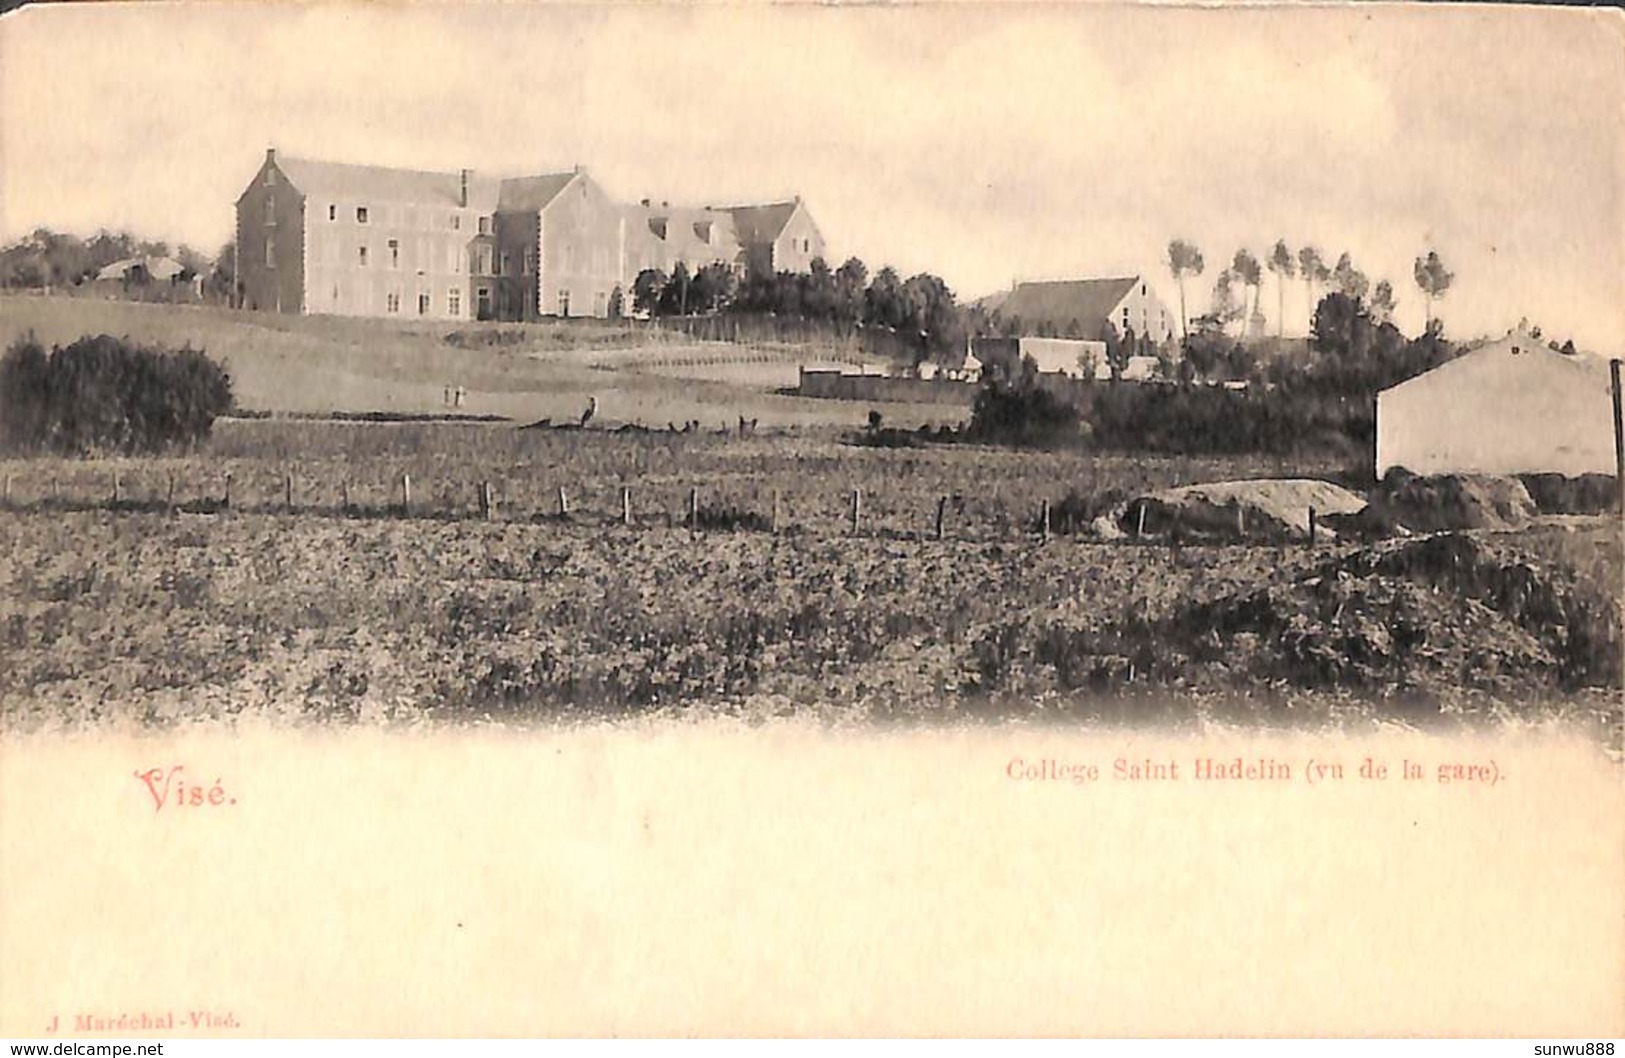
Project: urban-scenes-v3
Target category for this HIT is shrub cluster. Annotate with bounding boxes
[0,333,233,455]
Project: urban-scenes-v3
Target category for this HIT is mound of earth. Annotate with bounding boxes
[1372,473,1539,532]
[1119,478,1366,541]
[1012,531,1621,709]
[1158,532,1622,697]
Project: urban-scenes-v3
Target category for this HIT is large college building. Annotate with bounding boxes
[234,149,826,321]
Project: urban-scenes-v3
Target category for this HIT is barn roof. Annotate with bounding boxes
[724,201,801,245]
[496,172,581,212]
[994,276,1141,336]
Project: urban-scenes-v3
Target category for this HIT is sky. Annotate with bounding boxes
[2,2,1622,349]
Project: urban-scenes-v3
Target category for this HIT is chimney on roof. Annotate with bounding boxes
[640,198,650,207]
[662,201,669,209]
[459,169,470,208]
[573,164,583,175]
[266,147,277,165]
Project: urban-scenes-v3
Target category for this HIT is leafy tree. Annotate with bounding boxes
[687,261,737,315]
[1331,252,1369,301]
[1211,269,1245,337]
[834,257,868,328]
[1267,240,1295,338]
[1369,279,1397,325]
[1166,239,1205,338]
[1101,320,1129,382]
[632,268,668,317]
[864,266,905,331]
[1413,249,1454,331]
[803,257,837,321]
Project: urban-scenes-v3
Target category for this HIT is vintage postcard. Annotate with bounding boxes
[0,0,1621,1039]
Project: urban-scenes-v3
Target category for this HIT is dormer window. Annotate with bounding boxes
[356,207,369,224]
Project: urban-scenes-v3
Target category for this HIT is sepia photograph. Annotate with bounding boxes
[1,0,1621,1039]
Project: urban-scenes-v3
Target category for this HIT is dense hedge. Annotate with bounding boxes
[0,333,233,455]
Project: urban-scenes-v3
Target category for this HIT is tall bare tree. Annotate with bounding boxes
[1297,245,1330,331]
[1166,239,1205,339]
[1267,240,1295,338]
[1413,250,1454,332]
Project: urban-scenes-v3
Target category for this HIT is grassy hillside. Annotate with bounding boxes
[0,295,967,428]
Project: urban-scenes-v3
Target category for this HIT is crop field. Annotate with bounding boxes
[0,419,1619,737]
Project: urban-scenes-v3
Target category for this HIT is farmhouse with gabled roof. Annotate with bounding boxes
[984,275,1178,345]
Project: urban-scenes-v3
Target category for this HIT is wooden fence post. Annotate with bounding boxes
[688,486,700,530]
[223,473,232,510]
[480,481,493,521]
[166,472,176,511]
[401,473,411,514]
[342,480,352,513]
[1307,506,1317,548]
[1040,498,1051,542]
[770,489,781,535]
[1135,500,1147,540]
[1236,503,1245,538]
[850,487,862,534]
[935,495,947,541]
[112,470,121,506]
[1611,358,1623,514]
[621,485,632,526]
[557,485,570,518]
[284,471,293,511]
[2,474,10,507]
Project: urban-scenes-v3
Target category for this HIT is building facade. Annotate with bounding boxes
[235,149,826,322]
[1376,327,1621,478]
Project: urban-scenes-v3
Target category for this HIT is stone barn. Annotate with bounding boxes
[1376,327,1621,478]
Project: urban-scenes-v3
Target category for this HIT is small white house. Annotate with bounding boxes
[1376,327,1620,478]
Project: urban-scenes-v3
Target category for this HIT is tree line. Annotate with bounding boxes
[0,229,231,295]
[630,257,966,357]
[1165,238,1455,342]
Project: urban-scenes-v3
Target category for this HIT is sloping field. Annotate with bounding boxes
[0,295,967,428]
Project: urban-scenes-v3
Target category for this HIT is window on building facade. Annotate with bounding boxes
[264,198,276,225]
[265,238,275,268]
[477,245,493,275]
[558,290,570,317]
[451,214,461,231]
[359,245,369,266]
[356,207,369,224]
[386,292,399,313]
[332,285,339,303]
[329,204,337,221]
[389,239,400,268]
[500,252,511,277]
[524,249,533,274]
[418,293,430,315]
[478,216,489,236]
[448,288,462,317]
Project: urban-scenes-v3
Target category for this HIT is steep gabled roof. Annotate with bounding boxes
[724,201,800,245]
[274,156,503,211]
[995,276,1140,336]
[496,172,579,212]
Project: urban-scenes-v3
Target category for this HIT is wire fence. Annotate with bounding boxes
[0,465,1331,548]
